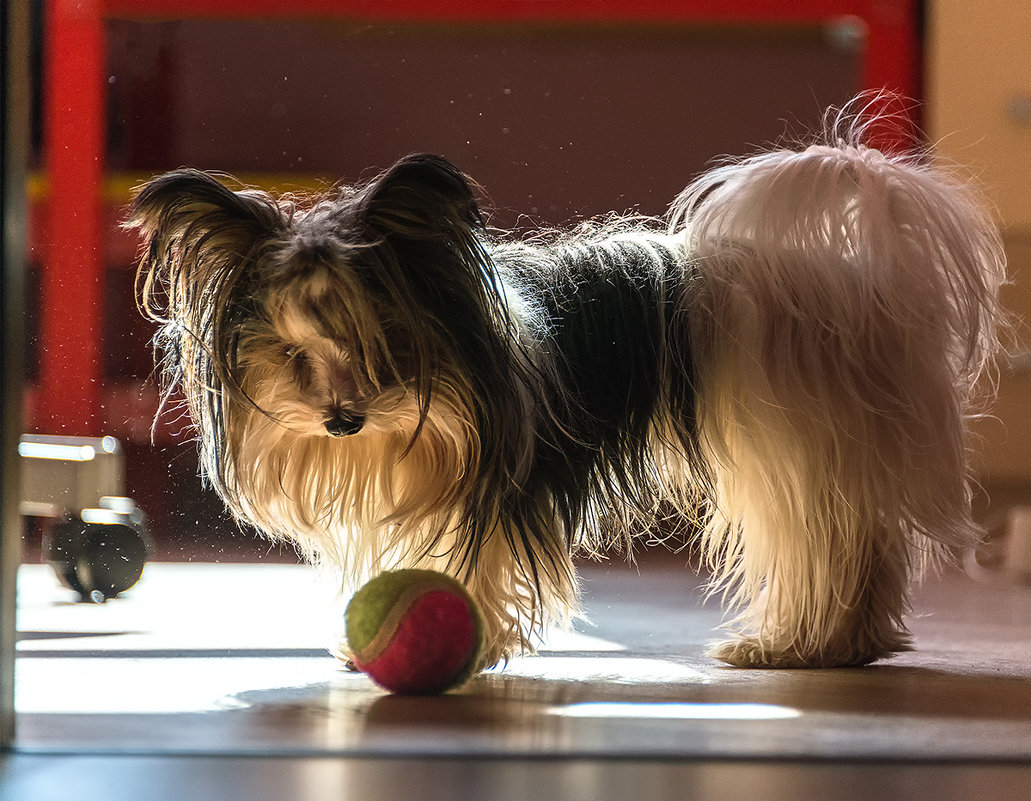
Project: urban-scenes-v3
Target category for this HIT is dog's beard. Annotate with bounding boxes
[228,367,481,568]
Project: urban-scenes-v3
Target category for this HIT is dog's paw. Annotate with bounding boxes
[708,637,832,668]
[707,637,795,668]
[708,636,890,668]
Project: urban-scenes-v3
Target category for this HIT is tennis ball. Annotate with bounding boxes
[345,569,485,695]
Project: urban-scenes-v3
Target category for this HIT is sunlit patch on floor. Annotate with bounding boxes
[538,628,627,653]
[549,702,801,720]
[16,658,339,714]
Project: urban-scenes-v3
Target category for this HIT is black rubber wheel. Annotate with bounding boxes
[44,516,150,601]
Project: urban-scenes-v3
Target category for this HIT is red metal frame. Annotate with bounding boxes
[41,0,106,435]
[41,0,920,436]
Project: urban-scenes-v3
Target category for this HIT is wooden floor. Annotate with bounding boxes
[3,555,1031,800]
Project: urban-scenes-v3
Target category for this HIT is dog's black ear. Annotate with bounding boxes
[127,169,289,430]
[126,168,287,324]
[126,168,286,261]
[358,154,484,238]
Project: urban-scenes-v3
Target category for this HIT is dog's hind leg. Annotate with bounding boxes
[670,113,1003,667]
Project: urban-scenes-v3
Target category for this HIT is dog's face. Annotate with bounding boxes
[241,222,413,442]
[128,155,529,543]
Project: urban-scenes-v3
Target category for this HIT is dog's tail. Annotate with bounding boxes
[669,107,1005,666]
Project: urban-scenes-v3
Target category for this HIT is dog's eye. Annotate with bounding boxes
[295,358,314,389]
[283,347,314,386]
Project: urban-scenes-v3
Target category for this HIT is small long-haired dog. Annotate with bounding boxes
[128,105,1005,670]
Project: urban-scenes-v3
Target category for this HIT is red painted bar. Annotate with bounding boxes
[102,0,879,23]
[41,0,105,434]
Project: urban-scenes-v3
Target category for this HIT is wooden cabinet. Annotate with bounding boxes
[928,0,1031,485]
[927,0,1031,233]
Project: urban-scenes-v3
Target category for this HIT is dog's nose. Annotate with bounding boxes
[325,412,364,437]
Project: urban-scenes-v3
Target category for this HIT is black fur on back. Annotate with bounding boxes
[493,227,706,553]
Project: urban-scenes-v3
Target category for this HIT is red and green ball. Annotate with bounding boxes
[345,569,486,694]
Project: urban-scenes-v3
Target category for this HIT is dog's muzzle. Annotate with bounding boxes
[324,412,365,437]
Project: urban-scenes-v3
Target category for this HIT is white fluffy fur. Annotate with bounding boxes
[668,135,1004,666]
